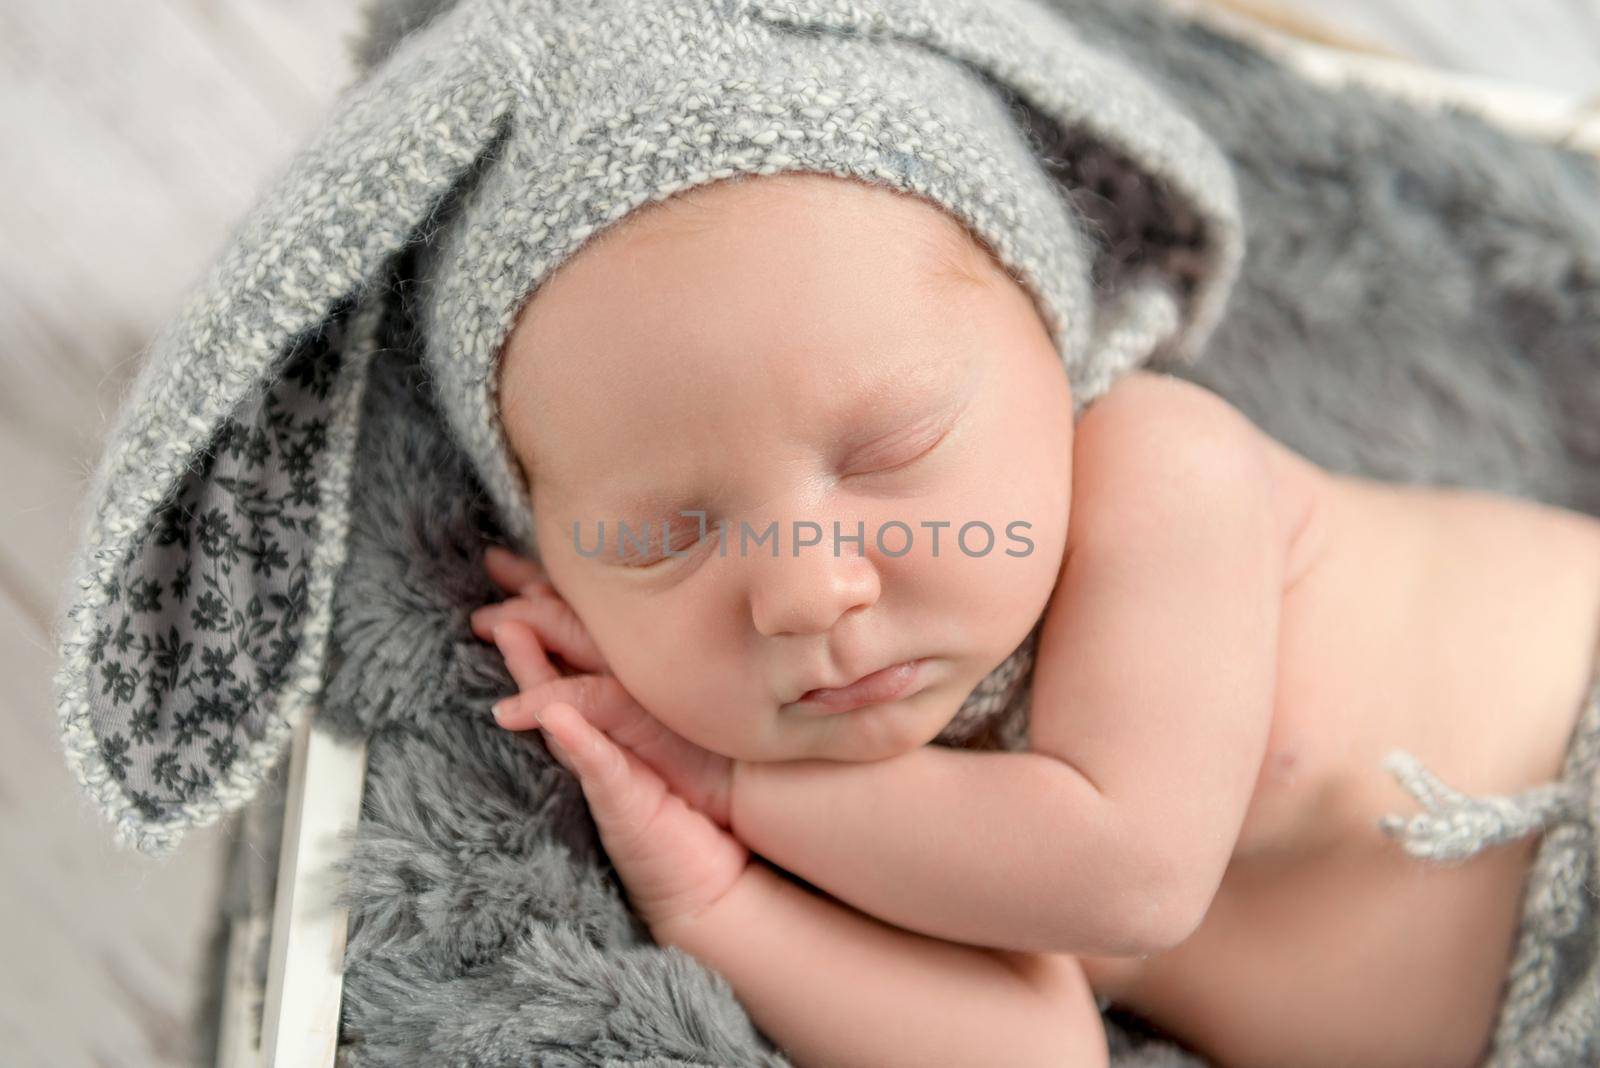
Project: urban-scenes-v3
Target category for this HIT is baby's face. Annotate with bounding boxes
[498,173,1074,763]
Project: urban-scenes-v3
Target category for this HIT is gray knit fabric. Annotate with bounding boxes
[932,616,1041,754]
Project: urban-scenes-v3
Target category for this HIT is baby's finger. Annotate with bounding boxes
[493,671,648,736]
[494,671,605,730]
[491,620,560,692]
[483,543,548,593]
[538,701,664,849]
[472,586,609,674]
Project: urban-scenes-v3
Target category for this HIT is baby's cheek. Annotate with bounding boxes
[643,670,754,750]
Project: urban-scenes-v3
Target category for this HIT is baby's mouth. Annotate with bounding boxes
[789,658,926,715]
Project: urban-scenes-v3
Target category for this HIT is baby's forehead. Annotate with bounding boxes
[501,173,1032,488]
[514,335,983,501]
[572,171,1000,291]
[511,180,986,348]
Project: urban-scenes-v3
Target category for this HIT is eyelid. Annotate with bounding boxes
[619,517,711,569]
[843,419,955,478]
[840,384,971,473]
[616,403,966,569]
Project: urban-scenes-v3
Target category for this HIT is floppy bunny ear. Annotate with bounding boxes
[743,0,1245,406]
[50,0,515,857]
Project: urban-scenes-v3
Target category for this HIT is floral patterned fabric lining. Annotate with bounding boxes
[75,314,350,823]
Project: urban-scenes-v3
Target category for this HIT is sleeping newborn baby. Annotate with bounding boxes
[468,171,1600,1068]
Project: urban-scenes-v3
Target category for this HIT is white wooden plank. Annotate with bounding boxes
[259,712,368,1068]
[216,913,271,1068]
[1198,0,1600,99]
[187,0,374,116]
[1182,0,1600,157]
[0,412,93,634]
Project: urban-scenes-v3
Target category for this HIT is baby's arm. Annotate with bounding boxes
[649,858,1108,1068]
[732,746,1144,954]
[1023,371,1285,951]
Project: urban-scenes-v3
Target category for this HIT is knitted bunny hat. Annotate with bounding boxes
[51,0,1242,855]
[414,0,1242,562]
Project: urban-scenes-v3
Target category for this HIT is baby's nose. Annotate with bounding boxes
[745,541,881,637]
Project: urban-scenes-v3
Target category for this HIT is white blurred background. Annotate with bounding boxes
[2,1,1596,1064]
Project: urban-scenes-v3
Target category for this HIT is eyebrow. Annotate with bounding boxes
[915,215,1001,303]
[833,367,972,464]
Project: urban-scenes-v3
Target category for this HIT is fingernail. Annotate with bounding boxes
[491,697,515,722]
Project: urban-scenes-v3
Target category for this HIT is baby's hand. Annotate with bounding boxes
[474,545,737,828]
[490,617,750,932]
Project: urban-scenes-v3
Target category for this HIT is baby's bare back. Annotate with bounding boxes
[1098,429,1600,1068]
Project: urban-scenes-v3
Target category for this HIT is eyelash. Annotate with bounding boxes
[624,429,952,569]
[844,426,950,481]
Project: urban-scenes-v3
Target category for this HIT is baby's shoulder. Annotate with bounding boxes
[1076,369,1256,451]
[1073,370,1329,585]
[1072,370,1273,515]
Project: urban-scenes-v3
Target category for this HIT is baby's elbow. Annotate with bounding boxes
[1083,817,1215,957]
[1123,845,1217,956]
[1129,883,1208,957]
[1047,854,1202,958]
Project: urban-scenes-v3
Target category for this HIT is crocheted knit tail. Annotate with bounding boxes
[1376,748,1586,863]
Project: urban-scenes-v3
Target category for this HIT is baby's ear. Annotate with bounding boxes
[744,0,1244,410]
[50,0,517,857]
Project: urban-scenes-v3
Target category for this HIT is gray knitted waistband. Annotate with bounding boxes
[1378,639,1600,1067]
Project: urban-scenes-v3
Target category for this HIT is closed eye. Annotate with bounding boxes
[844,422,954,480]
[618,518,712,569]
[620,421,957,570]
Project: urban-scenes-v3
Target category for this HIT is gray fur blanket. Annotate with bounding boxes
[178,0,1597,1063]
